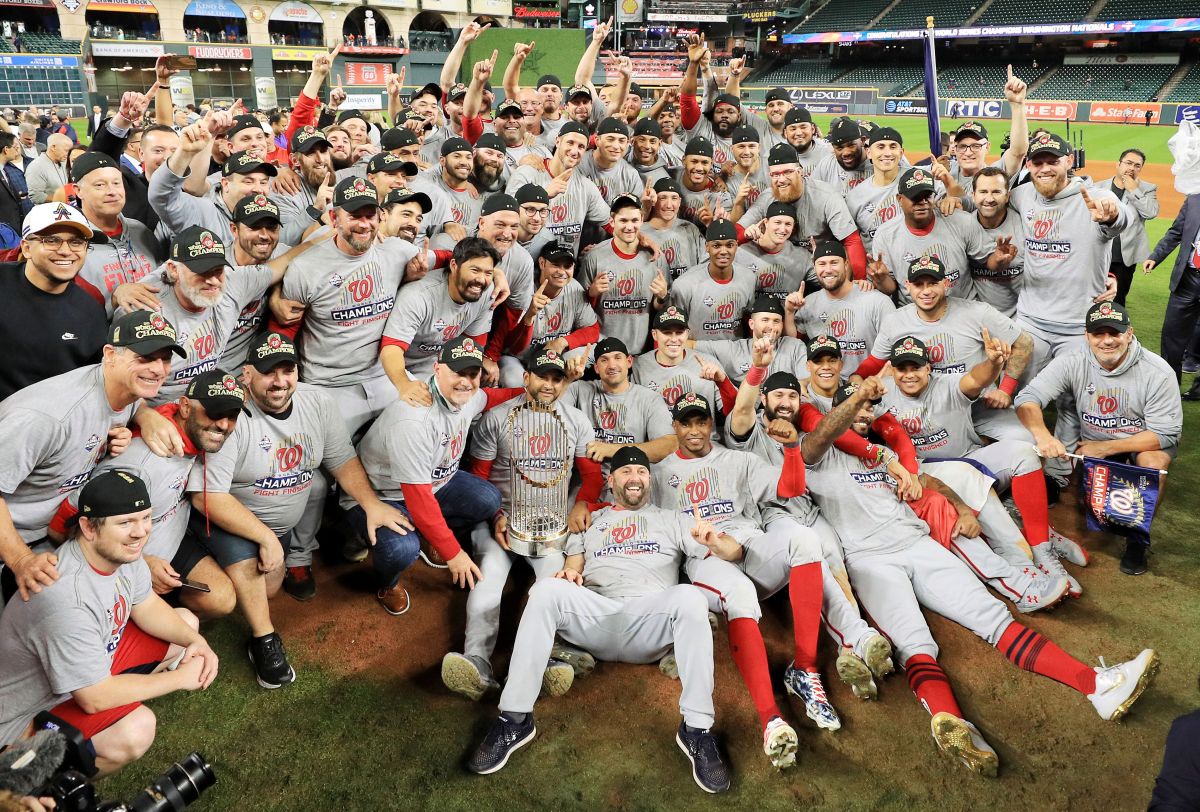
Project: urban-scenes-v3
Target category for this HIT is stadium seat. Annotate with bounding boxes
[928,63,1050,99]
[753,59,847,86]
[1033,63,1175,102]
[833,64,925,96]
[973,0,1092,25]
[875,0,981,30]
[788,0,894,33]
[1096,0,1197,21]
[1165,64,1200,103]
[16,33,81,54]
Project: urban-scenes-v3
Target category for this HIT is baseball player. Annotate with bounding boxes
[725,125,770,213]
[811,118,872,195]
[671,137,733,229]
[736,202,814,301]
[969,167,1025,318]
[670,219,757,342]
[641,177,707,281]
[409,137,483,228]
[577,118,643,204]
[627,118,672,185]
[788,240,894,377]
[845,127,905,253]
[693,295,809,384]
[779,107,834,176]
[1016,302,1182,576]
[514,183,554,260]
[442,349,600,700]
[464,446,733,794]
[803,383,1159,777]
[632,306,737,420]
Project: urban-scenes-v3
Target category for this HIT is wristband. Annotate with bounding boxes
[998,375,1019,396]
[745,365,768,387]
[306,204,323,222]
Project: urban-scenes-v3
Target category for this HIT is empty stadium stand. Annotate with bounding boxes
[1034,62,1176,101]
[832,64,925,96]
[1095,0,1198,20]
[875,0,981,30]
[12,33,81,54]
[788,0,893,33]
[1165,64,1200,103]
[922,62,1049,98]
[753,58,847,86]
[973,0,1093,25]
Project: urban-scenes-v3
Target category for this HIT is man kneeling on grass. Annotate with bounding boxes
[465,447,738,794]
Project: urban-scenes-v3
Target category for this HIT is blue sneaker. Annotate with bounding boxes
[675,721,730,793]
[466,713,536,775]
[784,663,842,731]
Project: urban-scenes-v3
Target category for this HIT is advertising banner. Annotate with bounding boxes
[1088,102,1161,123]
[342,92,383,110]
[883,98,927,115]
[169,74,195,108]
[271,47,324,61]
[1025,100,1077,120]
[1176,105,1200,124]
[616,0,643,24]
[943,99,1003,118]
[91,42,163,57]
[188,45,253,60]
[783,17,1200,45]
[255,76,277,109]
[269,1,322,23]
[344,62,393,85]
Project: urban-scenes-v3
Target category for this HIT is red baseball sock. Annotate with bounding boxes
[789,562,823,672]
[727,617,780,729]
[1011,471,1050,545]
[905,654,962,717]
[996,622,1097,694]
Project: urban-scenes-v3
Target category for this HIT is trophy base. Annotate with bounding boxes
[508,530,568,558]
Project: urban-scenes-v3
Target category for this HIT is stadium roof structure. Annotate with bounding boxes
[782,16,1200,44]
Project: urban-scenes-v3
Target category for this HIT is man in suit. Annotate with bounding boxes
[87,104,104,139]
[1144,192,1200,399]
[1096,149,1159,306]
[89,98,176,233]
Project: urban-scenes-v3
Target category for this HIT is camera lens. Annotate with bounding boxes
[129,753,216,812]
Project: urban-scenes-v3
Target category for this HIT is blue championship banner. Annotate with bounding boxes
[1080,457,1161,536]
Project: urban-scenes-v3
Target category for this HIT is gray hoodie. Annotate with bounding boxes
[1015,337,1182,453]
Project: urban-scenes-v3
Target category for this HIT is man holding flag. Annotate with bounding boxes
[1015,302,1182,576]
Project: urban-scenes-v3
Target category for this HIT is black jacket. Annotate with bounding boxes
[87,116,159,232]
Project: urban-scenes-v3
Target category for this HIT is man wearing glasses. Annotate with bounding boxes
[0,203,109,400]
[937,66,1028,210]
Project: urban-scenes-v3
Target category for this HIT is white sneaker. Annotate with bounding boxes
[1032,543,1082,598]
[1014,572,1070,614]
[762,715,799,769]
[1088,649,1160,721]
[1049,527,1089,567]
[930,712,999,777]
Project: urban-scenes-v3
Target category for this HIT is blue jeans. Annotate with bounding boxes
[347,471,501,588]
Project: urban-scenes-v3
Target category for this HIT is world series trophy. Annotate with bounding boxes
[505,400,573,557]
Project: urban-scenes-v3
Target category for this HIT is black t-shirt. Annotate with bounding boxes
[0,262,107,402]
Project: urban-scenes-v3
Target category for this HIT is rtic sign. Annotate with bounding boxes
[943,99,1002,118]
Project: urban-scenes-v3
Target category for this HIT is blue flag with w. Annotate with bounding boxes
[1080,457,1161,537]
[921,25,942,156]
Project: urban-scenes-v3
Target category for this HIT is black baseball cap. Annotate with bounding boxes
[170,225,230,274]
[806,334,842,361]
[475,132,508,154]
[558,121,589,140]
[403,110,435,131]
[684,136,713,159]
[481,194,519,217]
[527,349,567,377]
[413,82,442,103]
[227,114,264,140]
[784,107,813,126]
[610,445,650,471]
[185,369,250,418]
[765,87,791,104]
[336,109,366,127]
[232,193,281,227]
[440,136,473,157]
[751,294,784,317]
[713,92,740,110]
[249,331,298,373]
[515,183,549,206]
[536,74,562,90]
[653,305,689,330]
[290,125,331,154]
[653,177,682,196]
[814,240,846,260]
[440,335,484,372]
[1028,131,1072,157]
[763,371,802,395]
[890,336,929,366]
[566,84,591,100]
[610,192,640,213]
[629,82,644,99]
[76,471,151,523]
[538,241,575,265]
[593,336,629,359]
[597,117,629,138]
[446,83,468,102]
[671,392,710,421]
[382,187,433,213]
[767,143,799,167]
[732,125,758,145]
[898,167,936,200]
[954,120,988,141]
[705,218,737,242]
[495,99,523,118]
[633,118,662,139]
[70,151,119,183]
[108,310,186,357]
[1085,301,1130,333]
[222,150,277,178]
[868,127,903,146]
[907,255,946,281]
[765,200,795,222]
[333,176,378,212]
[367,152,418,176]
[380,127,419,150]
[828,118,863,145]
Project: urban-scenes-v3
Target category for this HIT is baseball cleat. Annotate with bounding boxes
[1032,543,1082,598]
[541,659,575,698]
[930,712,999,777]
[762,716,799,770]
[441,653,498,701]
[659,653,680,680]
[1049,527,1089,567]
[784,664,842,731]
[859,632,895,680]
[1015,573,1071,614]
[836,650,878,700]
[676,721,731,793]
[467,713,537,775]
[549,642,596,678]
[1089,649,1160,722]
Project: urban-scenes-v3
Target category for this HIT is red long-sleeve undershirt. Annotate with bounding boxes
[796,403,917,472]
[680,92,702,131]
[855,354,887,379]
[470,454,603,506]
[776,443,806,499]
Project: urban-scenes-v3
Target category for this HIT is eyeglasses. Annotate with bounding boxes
[957,143,988,154]
[520,205,550,218]
[27,235,88,251]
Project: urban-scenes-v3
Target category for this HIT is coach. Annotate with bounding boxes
[1144,191,1200,398]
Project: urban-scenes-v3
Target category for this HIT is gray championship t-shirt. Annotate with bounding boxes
[846,177,901,252]
[382,269,494,379]
[77,215,161,318]
[632,350,723,418]
[871,210,996,303]
[506,162,610,254]
[879,373,982,459]
[738,241,814,300]
[651,445,778,540]
[971,210,1025,318]
[577,152,644,205]
[670,264,757,341]
[794,286,895,377]
[642,219,706,281]
[694,336,808,383]
[870,298,1022,376]
[579,240,663,355]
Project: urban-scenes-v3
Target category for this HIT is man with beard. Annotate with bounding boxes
[693,295,808,383]
[632,306,735,421]
[738,201,813,301]
[672,136,732,229]
[493,98,548,169]
[219,195,292,369]
[969,167,1025,317]
[382,237,498,404]
[128,224,314,405]
[578,118,643,205]
[500,241,599,386]
[788,240,894,376]
[627,118,671,185]
[274,126,334,227]
[471,133,509,198]
[506,121,610,254]
[0,310,183,603]
[642,177,705,281]
[579,194,669,354]
[679,36,743,168]
[937,68,1028,210]
[780,107,833,178]
[324,125,356,171]
[443,349,600,701]
[55,369,245,621]
[380,187,432,243]
[535,74,567,149]
[411,137,482,228]
[868,167,1017,302]
[753,87,794,151]
[190,333,409,680]
[738,144,864,278]
[845,127,906,253]
[72,153,160,316]
[725,126,770,214]
[812,118,871,195]
[671,219,757,342]
[463,446,733,792]
[368,139,458,240]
